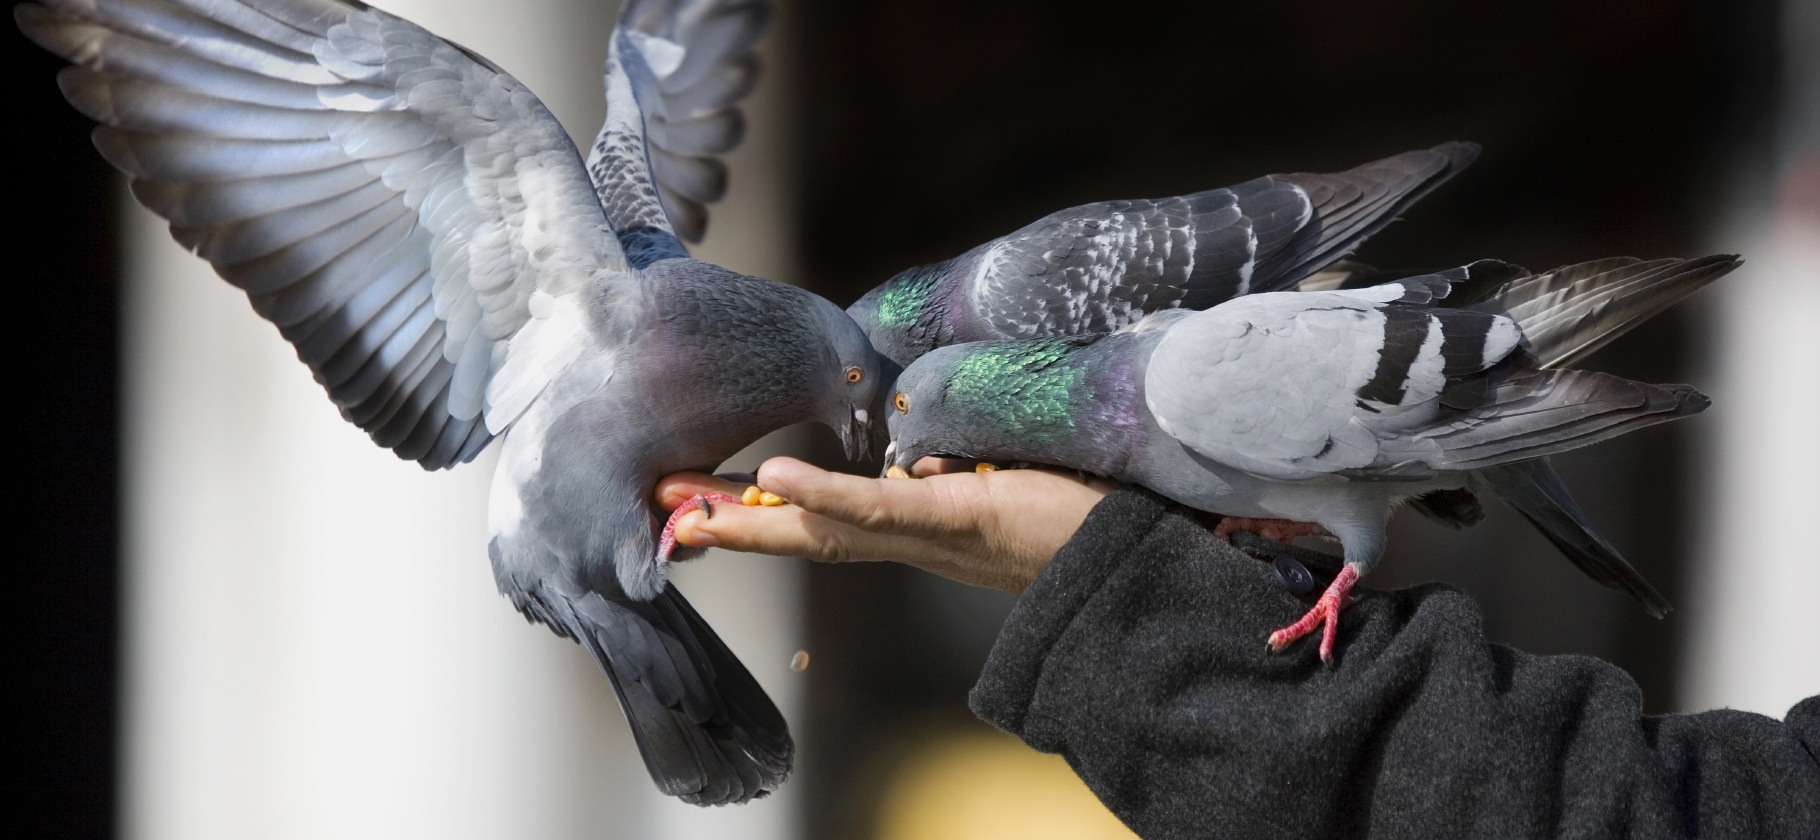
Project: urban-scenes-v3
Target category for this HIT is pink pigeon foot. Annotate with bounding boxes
[656,492,749,563]
[1214,516,1331,544]
[1267,565,1360,663]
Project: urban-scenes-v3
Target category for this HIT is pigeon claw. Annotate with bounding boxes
[1267,565,1360,663]
[656,491,749,563]
[1215,516,1329,544]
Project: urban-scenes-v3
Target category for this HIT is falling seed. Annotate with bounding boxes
[760,492,786,506]
[974,462,998,473]
[790,650,810,671]
[741,486,762,506]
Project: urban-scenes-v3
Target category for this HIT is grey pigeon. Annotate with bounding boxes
[845,138,1671,603]
[18,0,884,804]
[882,255,1738,660]
[848,142,1480,367]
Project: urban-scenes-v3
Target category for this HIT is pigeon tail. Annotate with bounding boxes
[1471,254,1743,369]
[1476,460,1672,618]
[567,585,792,806]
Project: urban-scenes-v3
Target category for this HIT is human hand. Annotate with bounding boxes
[654,457,1112,594]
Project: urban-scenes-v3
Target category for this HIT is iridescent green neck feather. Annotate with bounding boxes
[944,340,1092,444]
[873,266,940,329]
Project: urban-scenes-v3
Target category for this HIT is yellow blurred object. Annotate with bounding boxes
[874,730,1137,840]
[760,492,787,506]
[789,650,810,671]
[974,462,998,473]
[741,485,762,506]
[885,465,911,479]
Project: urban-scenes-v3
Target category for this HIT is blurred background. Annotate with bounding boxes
[7,0,1816,838]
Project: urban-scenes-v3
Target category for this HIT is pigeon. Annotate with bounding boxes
[844,138,1676,605]
[848,142,1480,367]
[18,0,885,805]
[881,255,1739,661]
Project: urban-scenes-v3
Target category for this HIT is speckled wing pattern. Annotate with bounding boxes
[966,142,1480,340]
[586,0,766,264]
[19,0,630,469]
[1144,272,1707,481]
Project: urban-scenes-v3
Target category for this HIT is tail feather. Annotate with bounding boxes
[1472,254,1742,369]
[569,585,791,806]
[1424,369,1709,470]
[1477,460,1672,618]
[652,585,792,773]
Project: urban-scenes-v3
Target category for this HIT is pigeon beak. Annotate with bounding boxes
[880,440,898,477]
[841,405,869,462]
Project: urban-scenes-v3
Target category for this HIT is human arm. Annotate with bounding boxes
[970,484,1820,839]
[659,466,1820,838]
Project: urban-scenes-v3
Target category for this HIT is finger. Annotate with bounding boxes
[673,494,937,564]
[758,457,978,539]
[654,471,748,510]
[675,499,1027,594]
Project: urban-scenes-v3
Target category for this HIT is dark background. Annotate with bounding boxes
[10,18,121,840]
[7,0,1782,837]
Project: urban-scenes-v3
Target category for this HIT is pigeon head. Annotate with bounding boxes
[808,296,893,462]
[847,264,947,368]
[883,338,1094,473]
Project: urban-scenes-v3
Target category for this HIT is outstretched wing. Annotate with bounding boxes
[586,0,767,264]
[1145,274,1705,481]
[965,142,1479,339]
[19,0,629,469]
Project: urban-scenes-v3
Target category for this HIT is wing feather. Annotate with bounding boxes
[20,0,631,468]
[959,143,1478,342]
[585,0,768,257]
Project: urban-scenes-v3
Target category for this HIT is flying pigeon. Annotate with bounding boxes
[881,255,1739,661]
[17,0,883,804]
[847,142,1480,367]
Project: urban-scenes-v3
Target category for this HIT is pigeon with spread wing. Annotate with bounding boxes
[17,0,881,805]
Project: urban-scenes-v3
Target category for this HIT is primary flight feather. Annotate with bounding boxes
[18,0,880,805]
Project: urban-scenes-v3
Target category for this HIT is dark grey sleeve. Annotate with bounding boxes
[970,485,1820,840]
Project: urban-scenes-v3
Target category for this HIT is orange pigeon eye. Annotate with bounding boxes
[894,393,909,412]
[846,367,864,384]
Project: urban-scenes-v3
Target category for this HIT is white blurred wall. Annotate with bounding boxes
[1684,0,1820,719]
[120,1,805,838]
